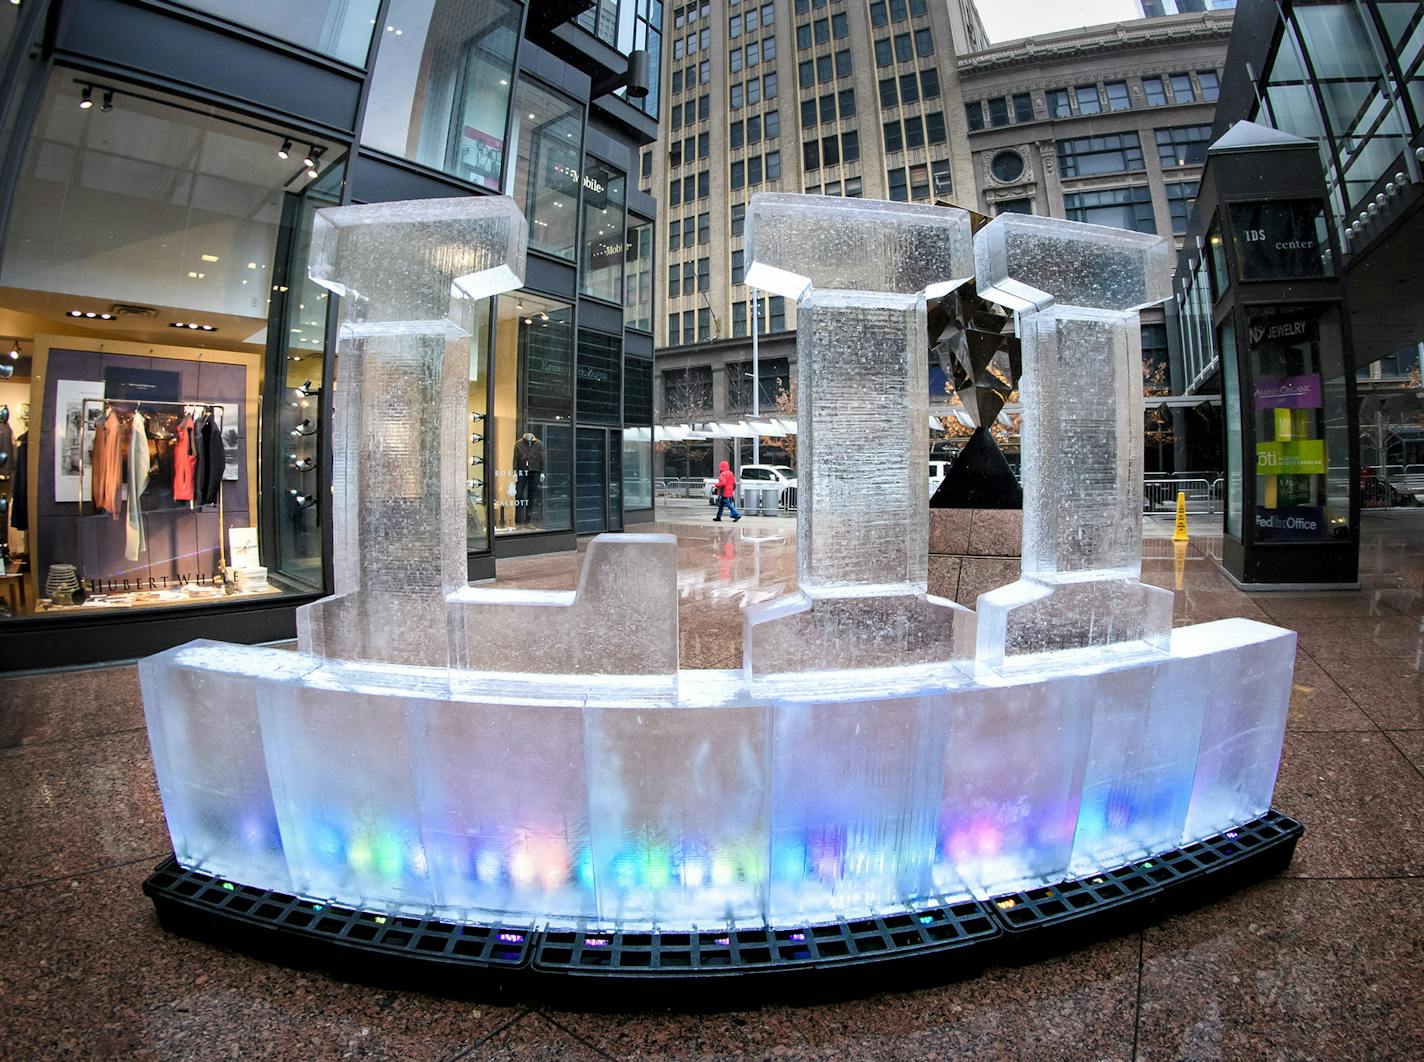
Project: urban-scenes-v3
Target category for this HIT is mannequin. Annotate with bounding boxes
[512,430,545,526]
[0,405,12,478]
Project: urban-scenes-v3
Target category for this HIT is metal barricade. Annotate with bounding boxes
[1143,477,1216,515]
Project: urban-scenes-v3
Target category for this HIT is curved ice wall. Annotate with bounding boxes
[139,194,1296,931]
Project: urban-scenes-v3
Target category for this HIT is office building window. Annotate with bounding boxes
[842,130,860,161]
[765,72,779,99]
[800,60,814,87]
[804,139,821,169]
[1143,76,1168,106]
[889,0,909,19]
[1063,185,1156,233]
[668,262,680,297]
[682,261,694,291]
[506,77,583,262]
[921,68,941,99]
[700,94,711,120]
[746,40,760,67]
[822,134,840,166]
[731,119,746,148]
[730,12,742,36]
[1166,181,1200,235]
[698,170,709,198]
[767,149,781,178]
[884,120,904,153]
[1198,70,1220,102]
[698,212,710,244]
[699,131,709,158]
[833,11,848,37]
[732,160,745,189]
[697,306,711,341]
[700,60,710,83]
[991,150,1025,182]
[1156,125,1212,168]
[733,301,748,336]
[668,219,680,250]
[732,83,744,108]
[669,178,681,206]
[925,111,946,144]
[888,167,908,200]
[839,89,856,117]
[748,155,763,184]
[836,49,853,77]
[816,54,833,82]
[1169,73,1195,102]
[1012,92,1034,121]
[763,34,777,61]
[1047,87,1072,117]
[904,115,924,150]
[988,96,1009,127]
[875,38,893,66]
[683,214,696,247]
[668,313,680,345]
[1105,80,1130,111]
[895,33,913,61]
[901,73,920,105]
[1075,84,1102,114]
[747,114,762,144]
[815,17,830,43]
[914,28,933,56]
[732,203,746,236]
[748,78,762,105]
[802,98,818,127]
[697,256,710,291]
[880,77,898,107]
[1057,132,1145,177]
[819,94,836,123]
[995,197,1033,215]
[871,1,888,26]
[931,158,952,197]
[909,163,930,200]
[731,47,743,73]
[965,100,984,131]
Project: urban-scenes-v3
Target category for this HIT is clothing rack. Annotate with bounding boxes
[78,398,227,571]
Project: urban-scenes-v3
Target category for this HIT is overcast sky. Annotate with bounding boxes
[977,0,1144,45]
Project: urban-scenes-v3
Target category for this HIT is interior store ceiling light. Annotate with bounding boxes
[7,340,19,360]
[67,309,115,320]
[278,138,292,160]
[170,321,217,332]
[78,85,93,110]
[101,89,114,113]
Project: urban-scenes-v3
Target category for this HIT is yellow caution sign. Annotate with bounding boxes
[1172,490,1189,543]
[1174,539,1188,590]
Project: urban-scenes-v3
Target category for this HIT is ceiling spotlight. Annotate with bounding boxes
[302,146,316,168]
[278,138,292,160]
[78,85,93,110]
[101,89,114,113]
[67,310,82,317]
[7,341,18,360]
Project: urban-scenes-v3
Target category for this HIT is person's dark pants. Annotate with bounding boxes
[716,495,740,520]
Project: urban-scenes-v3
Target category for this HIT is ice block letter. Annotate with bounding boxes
[298,197,527,667]
[973,214,1173,673]
[742,194,976,680]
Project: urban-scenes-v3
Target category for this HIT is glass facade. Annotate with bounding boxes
[506,78,584,261]
[580,157,628,303]
[626,219,655,331]
[0,72,342,616]
[577,0,664,120]
[361,0,521,189]
[1255,1,1424,232]
[173,0,380,66]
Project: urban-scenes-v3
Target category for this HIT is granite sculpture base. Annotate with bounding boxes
[929,508,1022,607]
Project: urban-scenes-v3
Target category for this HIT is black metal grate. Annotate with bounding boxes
[532,897,999,974]
[143,859,531,966]
[143,811,1301,983]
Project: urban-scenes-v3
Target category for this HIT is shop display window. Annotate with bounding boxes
[576,330,623,428]
[0,73,340,618]
[507,78,584,262]
[490,294,574,535]
[579,157,627,303]
[467,300,494,552]
[361,0,520,189]
[1245,304,1350,543]
[622,355,654,510]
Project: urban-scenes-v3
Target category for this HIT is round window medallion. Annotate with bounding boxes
[990,150,1025,183]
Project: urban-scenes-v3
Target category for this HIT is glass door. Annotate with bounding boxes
[575,427,608,533]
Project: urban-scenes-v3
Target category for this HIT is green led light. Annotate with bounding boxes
[221,882,235,891]
[375,916,387,924]
[1141,861,1154,868]
[311,904,323,911]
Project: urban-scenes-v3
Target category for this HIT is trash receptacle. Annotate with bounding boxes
[740,482,780,516]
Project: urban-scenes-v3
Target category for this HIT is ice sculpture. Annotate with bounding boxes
[297,197,527,667]
[742,194,977,680]
[973,214,1175,674]
[137,194,1297,941]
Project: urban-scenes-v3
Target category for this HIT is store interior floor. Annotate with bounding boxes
[1,508,1420,1059]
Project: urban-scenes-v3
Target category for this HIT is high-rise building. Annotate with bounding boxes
[645,0,988,477]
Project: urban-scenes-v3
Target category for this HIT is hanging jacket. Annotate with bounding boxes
[716,460,736,498]
[0,417,14,478]
[125,411,150,561]
[195,410,226,507]
[173,415,197,504]
[9,433,27,532]
[91,409,124,517]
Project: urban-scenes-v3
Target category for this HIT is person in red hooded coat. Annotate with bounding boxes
[713,460,742,522]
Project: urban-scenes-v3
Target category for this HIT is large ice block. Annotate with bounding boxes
[448,533,679,693]
[297,196,527,668]
[139,641,319,893]
[973,215,1173,673]
[743,194,976,680]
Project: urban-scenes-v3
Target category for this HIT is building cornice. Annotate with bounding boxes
[958,11,1235,77]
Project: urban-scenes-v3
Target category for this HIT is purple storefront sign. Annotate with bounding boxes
[1253,373,1322,411]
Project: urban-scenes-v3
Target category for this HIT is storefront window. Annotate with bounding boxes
[623,355,653,509]
[361,0,520,189]
[1245,305,1350,543]
[491,293,573,535]
[173,0,380,66]
[580,157,627,302]
[625,219,654,331]
[0,72,341,618]
[577,330,622,427]
[506,78,583,261]
[1220,319,1242,539]
[467,299,494,552]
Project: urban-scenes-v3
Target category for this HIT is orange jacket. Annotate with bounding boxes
[716,461,736,498]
